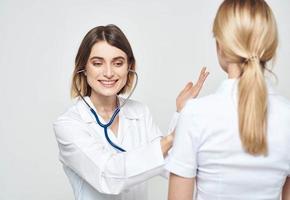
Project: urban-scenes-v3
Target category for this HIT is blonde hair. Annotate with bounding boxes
[213,0,278,155]
[71,25,136,98]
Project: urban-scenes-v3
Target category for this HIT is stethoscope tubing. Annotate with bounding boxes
[77,69,138,152]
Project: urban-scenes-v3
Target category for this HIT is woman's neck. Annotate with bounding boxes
[227,63,241,79]
[90,93,118,114]
[89,93,120,134]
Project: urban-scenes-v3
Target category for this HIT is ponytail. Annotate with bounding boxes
[238,57,268,155]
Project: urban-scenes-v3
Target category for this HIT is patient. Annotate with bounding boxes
[166,0,290,199]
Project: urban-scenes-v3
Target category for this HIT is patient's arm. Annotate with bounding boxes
[168,173,195,200]
[282,177,290,200]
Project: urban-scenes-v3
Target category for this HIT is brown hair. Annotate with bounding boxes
[71,24,136,97]
[213,0,278,155]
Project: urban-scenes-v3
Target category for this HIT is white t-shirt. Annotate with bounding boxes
[166,79,290,200]
[54,97,179,200]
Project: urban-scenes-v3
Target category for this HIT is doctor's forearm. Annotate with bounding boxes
[160,134,174,157]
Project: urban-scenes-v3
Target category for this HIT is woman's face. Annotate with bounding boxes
[85,41,129,98]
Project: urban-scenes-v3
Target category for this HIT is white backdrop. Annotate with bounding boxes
[0,0,289,199]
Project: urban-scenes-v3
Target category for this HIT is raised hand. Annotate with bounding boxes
[176,67,209,112]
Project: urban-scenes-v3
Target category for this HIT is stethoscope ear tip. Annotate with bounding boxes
[76,69,86,74]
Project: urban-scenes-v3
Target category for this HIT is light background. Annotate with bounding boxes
[0,0,289,199]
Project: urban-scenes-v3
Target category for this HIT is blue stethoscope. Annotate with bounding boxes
[76,69,138,152]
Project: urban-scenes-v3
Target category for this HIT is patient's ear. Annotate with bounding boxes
[216,41,229,72]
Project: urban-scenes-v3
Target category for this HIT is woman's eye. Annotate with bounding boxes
[114,62,123,67]
[93,62,102,67]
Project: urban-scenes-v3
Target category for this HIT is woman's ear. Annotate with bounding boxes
[83,66,87,76]
[216,40,220,50]
[216,41,229,72]
[128,64,132,71]
[216,41,223,57]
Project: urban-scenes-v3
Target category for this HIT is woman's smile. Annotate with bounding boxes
[98,79,118,88]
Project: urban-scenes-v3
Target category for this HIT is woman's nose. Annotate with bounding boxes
[103,65,114,78]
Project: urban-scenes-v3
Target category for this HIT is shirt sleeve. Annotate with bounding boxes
[167,112,180,134]
[165,102,202,178]
[53,116,165,195]
[143,105,164,139]
[142,105,170,177]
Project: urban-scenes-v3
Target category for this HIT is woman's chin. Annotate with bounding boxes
[92,87,122,97]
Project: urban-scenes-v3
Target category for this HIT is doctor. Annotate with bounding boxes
[53,24,208,200]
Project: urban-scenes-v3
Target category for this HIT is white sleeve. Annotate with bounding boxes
[160,112,180,179]
[53,117,164,195]
[165,103,201,178]
[143,105,164,139]
[143,106,181,179]
[167,112,180,134]
[142,105,169,177]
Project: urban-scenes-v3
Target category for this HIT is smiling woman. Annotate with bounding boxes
[53,24,209,200]
[71,25,136,98]
[86,42,129,100]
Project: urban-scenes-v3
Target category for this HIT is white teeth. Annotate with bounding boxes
[100,80,116,83]
[99,80,117,86]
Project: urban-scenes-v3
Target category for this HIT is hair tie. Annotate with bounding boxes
[245,55,259,63]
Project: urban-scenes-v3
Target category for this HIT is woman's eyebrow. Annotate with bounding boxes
[89,56,103,61]
[112,56,126,61]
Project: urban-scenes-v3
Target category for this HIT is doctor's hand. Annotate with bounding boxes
[160,134,174,158]
[176,67,209,112]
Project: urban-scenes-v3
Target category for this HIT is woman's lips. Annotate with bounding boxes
[98,80,118,88]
